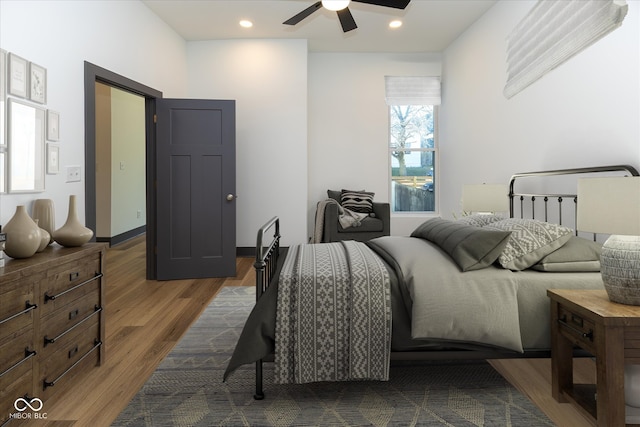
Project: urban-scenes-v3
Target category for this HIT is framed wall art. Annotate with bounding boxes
[0,149,6,193]
[8,98,45,192]
[29,62,46,104]
[46,143,59,174]
[47,109,59,141]
[0,49,6,148]
[8,53,28,98]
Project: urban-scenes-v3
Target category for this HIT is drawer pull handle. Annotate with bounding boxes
[0,301,38,325]
[43,340,101,390]
[44,306,103,347]
[558,317,593,341]
[44,273,103,303]
[0,348,37,378]
[68,346,79,359]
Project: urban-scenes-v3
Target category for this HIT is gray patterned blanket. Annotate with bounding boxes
[274,241,391,384]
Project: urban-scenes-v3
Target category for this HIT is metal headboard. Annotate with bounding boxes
[508,165,639,233]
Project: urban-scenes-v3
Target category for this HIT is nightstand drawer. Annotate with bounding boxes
[557,305,596,352]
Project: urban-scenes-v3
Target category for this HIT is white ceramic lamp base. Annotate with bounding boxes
[601,235,640,306]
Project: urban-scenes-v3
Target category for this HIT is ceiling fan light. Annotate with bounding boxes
[322,0,350,11]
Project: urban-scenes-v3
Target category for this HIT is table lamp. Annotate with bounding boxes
[577,176,640,305]
[462,184,509,214]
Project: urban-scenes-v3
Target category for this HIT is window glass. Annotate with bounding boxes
[389,105,436,212]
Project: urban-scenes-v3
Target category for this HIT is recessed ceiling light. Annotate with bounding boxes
[240,20,253,28]
[389,20,402,29]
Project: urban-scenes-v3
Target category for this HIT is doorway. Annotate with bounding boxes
[84,61,162,279]
[84,62,238,280]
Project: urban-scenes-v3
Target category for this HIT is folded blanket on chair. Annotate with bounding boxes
[312,199,369,243]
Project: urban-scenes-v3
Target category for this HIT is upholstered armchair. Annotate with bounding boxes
[318,190,390,243]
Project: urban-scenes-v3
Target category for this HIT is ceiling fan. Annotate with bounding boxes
[283,0,411,33]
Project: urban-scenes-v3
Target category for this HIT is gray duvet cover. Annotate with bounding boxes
[223,236,604,381]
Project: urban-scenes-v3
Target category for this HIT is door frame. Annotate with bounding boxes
[84,62,162,279]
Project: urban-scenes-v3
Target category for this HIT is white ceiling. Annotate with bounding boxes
[141,0,498,52]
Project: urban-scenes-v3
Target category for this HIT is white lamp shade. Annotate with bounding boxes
[577,177,640,235]
[462,184,508,213]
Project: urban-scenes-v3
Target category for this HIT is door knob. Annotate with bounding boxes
[226,194,236,201]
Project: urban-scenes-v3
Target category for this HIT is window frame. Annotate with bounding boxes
[388,105,439,215]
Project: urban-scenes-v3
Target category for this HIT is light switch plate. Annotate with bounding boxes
[66,166,81,182]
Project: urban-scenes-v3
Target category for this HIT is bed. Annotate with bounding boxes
[224,165,639,399]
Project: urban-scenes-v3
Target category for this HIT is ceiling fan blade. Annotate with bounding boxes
[283,1,323,25]
[352,0,411,9]
[337,7,358,32]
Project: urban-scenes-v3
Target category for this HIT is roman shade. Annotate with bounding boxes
[385,76,441,105]
[504,0,628,99]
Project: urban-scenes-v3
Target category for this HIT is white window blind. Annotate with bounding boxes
[385,76,441,105]
[504,0,628,99]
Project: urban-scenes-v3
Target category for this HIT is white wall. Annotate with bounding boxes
[308,53,442,238]
[110,88,146,236]
[186,40,308,247]
[0,0,188,228]
[439,0,640,221]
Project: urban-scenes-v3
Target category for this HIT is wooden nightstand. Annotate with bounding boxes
[548,289,640,427]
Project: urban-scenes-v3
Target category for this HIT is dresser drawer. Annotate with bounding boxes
[0,324,36,377]
[40,253,102,315]
[39,319,101,400]
[557,305,596,352]
[0,279,38,335]
[40,286,101,352]
[0,363,34,425]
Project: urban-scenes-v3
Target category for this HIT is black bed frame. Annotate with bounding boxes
[252,165,639,399]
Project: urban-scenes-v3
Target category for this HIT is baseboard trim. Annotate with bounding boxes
[97,225,146,247]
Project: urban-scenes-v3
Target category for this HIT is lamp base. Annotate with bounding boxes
[601,235,640,306]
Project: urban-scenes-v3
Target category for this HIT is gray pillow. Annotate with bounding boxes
[485,219,573,271]
[531,236,602,272]
[411,218,512,272]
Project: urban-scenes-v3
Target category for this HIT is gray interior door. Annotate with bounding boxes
[155,99,236,280]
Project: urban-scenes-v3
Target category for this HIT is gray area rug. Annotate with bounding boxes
[112,286,553,427]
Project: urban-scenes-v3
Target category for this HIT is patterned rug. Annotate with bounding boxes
[112,286,553,427]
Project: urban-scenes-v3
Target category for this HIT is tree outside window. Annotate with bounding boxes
[389,104,436,212]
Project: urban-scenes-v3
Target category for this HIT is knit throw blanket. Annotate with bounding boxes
[312,199,369,243]
[274,241,392,384]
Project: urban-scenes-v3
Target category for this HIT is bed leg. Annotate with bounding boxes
[254,358,265,400]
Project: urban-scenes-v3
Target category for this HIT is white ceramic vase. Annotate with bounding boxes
[53,195,94,247]
[34,219,50,253]
[626,364,640,408]
[32,198,55,245]
[3,205,41,259]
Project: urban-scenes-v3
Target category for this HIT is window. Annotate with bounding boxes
[389,104,437,212]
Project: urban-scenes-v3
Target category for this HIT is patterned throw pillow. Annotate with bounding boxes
[485,219,573,271]
[341,190,375,213]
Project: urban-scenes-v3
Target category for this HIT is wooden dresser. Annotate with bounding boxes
[0,243,106,425]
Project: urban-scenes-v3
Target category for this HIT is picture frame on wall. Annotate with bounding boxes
[47,109,59,141]
[29,62,46,104]
[8,98,46,192]
[0,49,6,148]
[46,143,59,174]
[0,149,6,194]
[8,53,28,98]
